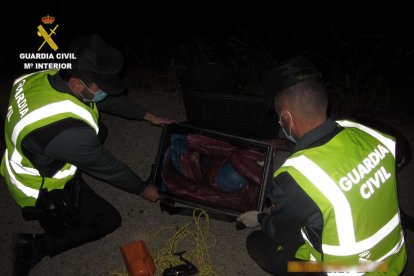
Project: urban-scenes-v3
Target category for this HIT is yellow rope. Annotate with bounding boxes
[150,208,224,276]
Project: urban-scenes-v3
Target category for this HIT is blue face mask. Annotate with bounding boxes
[80,81,108,103]
[85,90,107,103]
[278,111,296,143]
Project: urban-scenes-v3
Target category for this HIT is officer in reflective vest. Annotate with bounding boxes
[237,56,407,275]
[2,34,175,276]
[2,69,100,208]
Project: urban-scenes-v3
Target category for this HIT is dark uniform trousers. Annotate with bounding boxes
[37,177,121,256]
[247,230,326,276]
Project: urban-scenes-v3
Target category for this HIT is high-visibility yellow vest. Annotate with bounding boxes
[275,120,406,275]
[1,70,99,207]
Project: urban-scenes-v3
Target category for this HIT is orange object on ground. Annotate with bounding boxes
[120,240,156,276]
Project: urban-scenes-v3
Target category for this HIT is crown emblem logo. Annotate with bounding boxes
[41,15,55,24]
[37,15,59,51]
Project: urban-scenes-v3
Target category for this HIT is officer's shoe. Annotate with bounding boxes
[13,233,45,276]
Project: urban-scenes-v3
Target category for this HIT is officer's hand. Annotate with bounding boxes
[237,210,261,228]
[144,112,177,126]
[140,184,160,202]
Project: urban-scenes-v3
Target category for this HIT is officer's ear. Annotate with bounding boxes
[282,109,296,131]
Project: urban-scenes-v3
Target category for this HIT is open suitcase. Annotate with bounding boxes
[153,123,290,223]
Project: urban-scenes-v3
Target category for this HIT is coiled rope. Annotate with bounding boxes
[150,208,223,276]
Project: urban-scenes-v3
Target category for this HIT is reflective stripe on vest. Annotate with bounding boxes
[288,155,400,256]
[2,71,99,205]
[11,100,98,144]
[4,100,98,199]
[324,233,405,276]
[276,120,406,274]
[4,148,39,199]
[336,120,395,158]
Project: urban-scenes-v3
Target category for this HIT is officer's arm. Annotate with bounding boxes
[97,95,148,120]
[261,172,322,244]
[44,125,147,194]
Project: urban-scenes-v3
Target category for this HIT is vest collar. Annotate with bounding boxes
[294,119,340,152]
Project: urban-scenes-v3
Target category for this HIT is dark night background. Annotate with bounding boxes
[0,3,414,276]
[1,2,414,123]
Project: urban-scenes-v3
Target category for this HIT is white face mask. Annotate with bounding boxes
[278,111,296,143]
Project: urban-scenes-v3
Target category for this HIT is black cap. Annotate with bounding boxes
[70,34,125,95]
[264,56,322,114]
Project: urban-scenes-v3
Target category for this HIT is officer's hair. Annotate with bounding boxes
[275,78,328,119]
